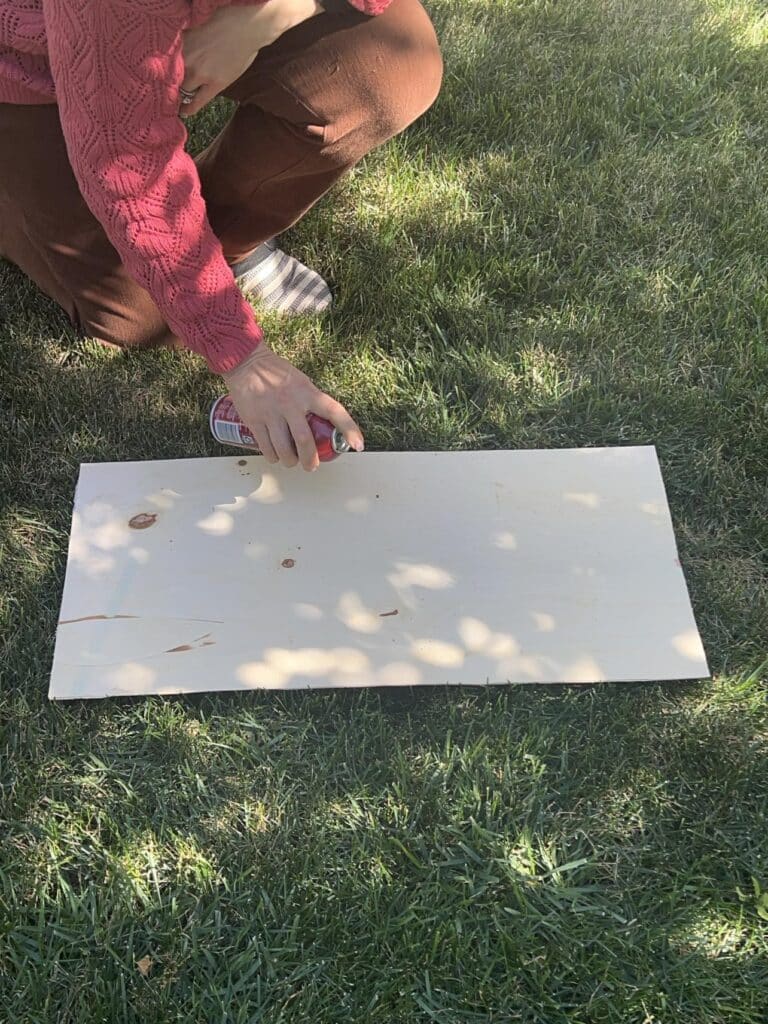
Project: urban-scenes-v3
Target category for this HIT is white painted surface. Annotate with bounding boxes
[49,447,709,699]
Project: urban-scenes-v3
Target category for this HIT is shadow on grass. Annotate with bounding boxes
[2,677,767,1019]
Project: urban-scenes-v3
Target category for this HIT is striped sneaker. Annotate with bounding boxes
[231,239,332,315]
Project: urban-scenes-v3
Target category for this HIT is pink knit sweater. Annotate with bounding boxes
[0,0,390,373]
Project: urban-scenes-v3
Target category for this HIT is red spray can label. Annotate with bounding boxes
[209,395,351,462]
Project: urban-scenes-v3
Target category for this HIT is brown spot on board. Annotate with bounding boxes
[129,513,157,530]
[166,643,193,653]
[281,558,296,569]
[379,609,399,617]
[201,640,216,647]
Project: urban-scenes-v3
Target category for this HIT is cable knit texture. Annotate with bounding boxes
[0,0,391,372]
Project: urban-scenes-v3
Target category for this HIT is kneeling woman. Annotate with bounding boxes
[0,0,442,468]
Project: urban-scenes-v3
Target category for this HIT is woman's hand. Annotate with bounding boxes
[181,0,324,117]
[223,345,364,470]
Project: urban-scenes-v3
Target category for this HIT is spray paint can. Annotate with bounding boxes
[209,395,351,462]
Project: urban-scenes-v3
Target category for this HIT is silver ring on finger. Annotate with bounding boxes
[179,86,199,105]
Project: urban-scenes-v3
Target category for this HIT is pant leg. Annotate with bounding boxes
[199,0,443,261]
[0,103,176,350]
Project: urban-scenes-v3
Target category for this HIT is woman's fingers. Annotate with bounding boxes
[288,414,320,472]
[179,82,219,117]
[252,423,278,464]
[253,416,318,471]
[268,419,299,468]
[310,393,365,452]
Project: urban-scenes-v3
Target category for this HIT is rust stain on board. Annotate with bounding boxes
[379,609,399,617]
[238,459,247,466]
[281,558,296,568]
[166,643,193,653]
[129,513,158,530]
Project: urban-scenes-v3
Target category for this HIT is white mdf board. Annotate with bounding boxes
[49,446,709,700]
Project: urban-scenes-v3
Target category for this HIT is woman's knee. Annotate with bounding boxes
[323,1,443,159]
[365,8,443,142]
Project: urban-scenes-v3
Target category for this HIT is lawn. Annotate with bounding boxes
[1,0,767,1020]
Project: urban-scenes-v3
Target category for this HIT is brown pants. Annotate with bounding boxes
[0,0,442,350]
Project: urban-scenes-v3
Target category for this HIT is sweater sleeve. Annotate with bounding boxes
[335,1,393,12]
[41,0,263,375]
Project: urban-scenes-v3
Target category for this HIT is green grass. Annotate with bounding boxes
[1,0,767,1019]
